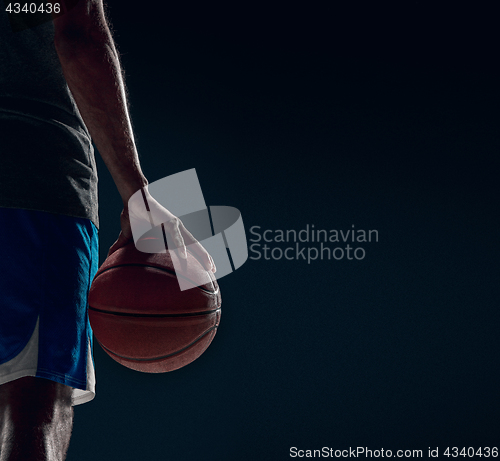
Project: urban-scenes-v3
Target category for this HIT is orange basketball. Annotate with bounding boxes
[88,237,221,373]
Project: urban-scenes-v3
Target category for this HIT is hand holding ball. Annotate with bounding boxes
[88,237,221,373]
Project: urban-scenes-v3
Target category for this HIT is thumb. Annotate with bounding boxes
[107,231,132,258]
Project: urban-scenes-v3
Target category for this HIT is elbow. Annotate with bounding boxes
[53,0,109,55]
[53,25,108,61]
[54,27,87,55]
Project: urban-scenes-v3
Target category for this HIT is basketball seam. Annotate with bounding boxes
[98,326,218,362]
[89,306,221,318]
[94,264,219,295]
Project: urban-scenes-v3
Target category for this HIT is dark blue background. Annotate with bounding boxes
[68,3,499,460]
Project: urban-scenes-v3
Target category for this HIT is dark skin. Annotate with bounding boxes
[1,1,214,459]
[0,378,73,461]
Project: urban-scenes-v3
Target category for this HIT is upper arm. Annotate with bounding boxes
[49,0,108,44]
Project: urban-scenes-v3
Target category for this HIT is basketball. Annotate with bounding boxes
[88,236,221,373]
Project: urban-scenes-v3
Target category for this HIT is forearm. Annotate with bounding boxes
[54,14,147,204]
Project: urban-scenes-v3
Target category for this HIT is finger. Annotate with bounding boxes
[107,232,130,258]
[208,254,217,273]
[178,223,215,272]
[162,219,187,260]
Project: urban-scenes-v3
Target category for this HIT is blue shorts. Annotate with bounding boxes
[0,208,98,405]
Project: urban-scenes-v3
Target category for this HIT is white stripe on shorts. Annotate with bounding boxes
[0,316,96,406]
